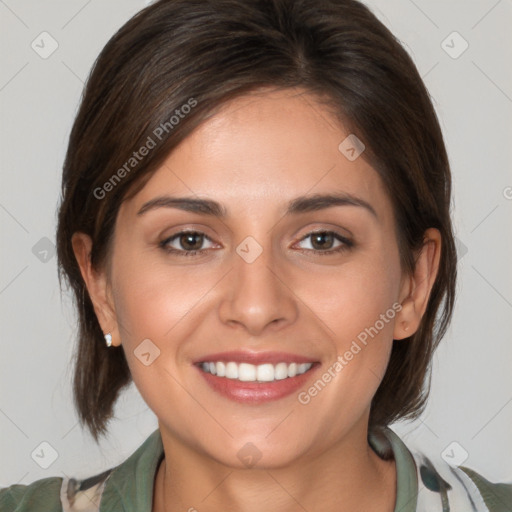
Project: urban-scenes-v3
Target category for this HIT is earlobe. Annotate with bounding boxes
[393,228,442,340]
[71,232,121,347]
[393,295,414,340]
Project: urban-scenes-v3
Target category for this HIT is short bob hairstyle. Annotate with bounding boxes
[56,0,457,442]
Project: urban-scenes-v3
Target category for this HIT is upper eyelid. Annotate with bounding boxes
[292,231,352,251]
[161,230,216,246]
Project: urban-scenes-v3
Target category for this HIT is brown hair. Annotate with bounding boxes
[56,0,457,442]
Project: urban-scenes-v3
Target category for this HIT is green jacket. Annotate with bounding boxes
[1,427,511,511]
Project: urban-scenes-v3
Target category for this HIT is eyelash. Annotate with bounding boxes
[158,230,354,257]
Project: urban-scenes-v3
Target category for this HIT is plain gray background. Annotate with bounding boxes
[1,0,511,488]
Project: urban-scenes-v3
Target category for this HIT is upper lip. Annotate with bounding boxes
[193,350,319,365]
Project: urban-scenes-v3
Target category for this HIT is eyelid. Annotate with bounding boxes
[297,228,352,242]
[293,221,354,239]
[291,222,353,242]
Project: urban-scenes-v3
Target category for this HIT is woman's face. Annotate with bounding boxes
[103,88,411,467]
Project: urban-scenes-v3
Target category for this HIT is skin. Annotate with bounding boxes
[73,87,441,512]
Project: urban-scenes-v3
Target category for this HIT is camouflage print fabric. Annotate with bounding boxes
[2,427,511,511]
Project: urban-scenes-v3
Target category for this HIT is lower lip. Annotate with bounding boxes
[196,363,320,403]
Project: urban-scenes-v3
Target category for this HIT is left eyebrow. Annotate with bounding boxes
[286,193,377,219]
[136,192,377,219]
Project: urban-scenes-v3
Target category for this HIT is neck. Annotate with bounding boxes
[152,424,396,512]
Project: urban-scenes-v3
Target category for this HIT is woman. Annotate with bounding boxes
[1,0,510,511]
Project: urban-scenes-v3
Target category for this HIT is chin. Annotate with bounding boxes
[203,436,311,471]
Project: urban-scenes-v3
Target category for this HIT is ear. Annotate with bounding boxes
[71,232,121,347]
[393,228,442,340]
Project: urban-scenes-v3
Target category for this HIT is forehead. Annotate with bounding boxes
[123,88,392,220]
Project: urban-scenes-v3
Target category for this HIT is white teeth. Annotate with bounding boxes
[225,362,238,379]
[238,363,256,381]
[216,361,226,377]
[256,363,274,382]
[200,361,313,382]
[274,362,288,380]
[297,363,309,374]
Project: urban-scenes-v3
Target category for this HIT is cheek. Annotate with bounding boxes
[108,252,229,401]
[110,248,219,342]
[295,246,401,398]
[300,248,401,344]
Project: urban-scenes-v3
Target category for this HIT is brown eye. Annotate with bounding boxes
[160,231,216,255]
[178,232,204,251]
[295,230,353,255]
[310,232,335,250]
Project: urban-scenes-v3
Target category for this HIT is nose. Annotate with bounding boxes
[218,242,298,336]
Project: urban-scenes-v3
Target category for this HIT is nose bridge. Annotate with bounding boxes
[218,236,297,333]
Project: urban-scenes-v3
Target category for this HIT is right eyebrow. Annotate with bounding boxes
[137,196,227,217]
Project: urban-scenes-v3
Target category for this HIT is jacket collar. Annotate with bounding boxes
[98,426,418,512]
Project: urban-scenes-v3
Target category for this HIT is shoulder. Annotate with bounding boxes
[0,428,163,512]
[458,466,512,512]
[0,468,113,512]
[411,446,512,512]
[0,476,64,512]
[373,428,512,512]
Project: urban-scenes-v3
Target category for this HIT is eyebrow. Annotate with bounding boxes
[136,193,377,219]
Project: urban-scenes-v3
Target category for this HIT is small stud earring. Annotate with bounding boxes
[105,333,112,347]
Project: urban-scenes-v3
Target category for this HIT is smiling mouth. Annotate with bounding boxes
[198,361,315,382]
